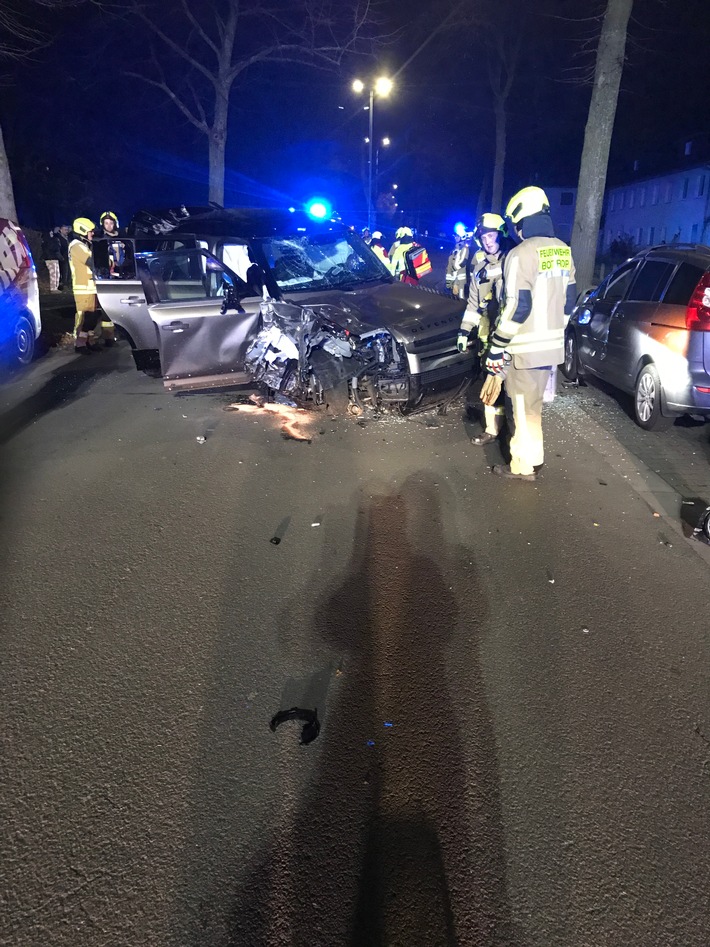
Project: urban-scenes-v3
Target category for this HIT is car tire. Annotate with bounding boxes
[634,364,672,431]
[562,330,582,381]
[13,314,35,367]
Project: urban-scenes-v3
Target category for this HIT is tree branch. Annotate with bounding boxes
[179,0,221,58]
[131,4,220,88]
[125,53,210,134]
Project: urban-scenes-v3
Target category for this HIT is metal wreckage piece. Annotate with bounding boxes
[244,296,404,409]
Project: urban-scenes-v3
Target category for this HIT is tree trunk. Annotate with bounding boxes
[491,100,506,213]
[0,121,18,222]
[571,0,634,294]
[208,88,230,206]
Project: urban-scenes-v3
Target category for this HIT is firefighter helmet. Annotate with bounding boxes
[505,187,550,226]
[73,217,96,237]
[476,213,506,236]
[371,230,383,240]
[100,211,119,229]
[395,226,413,239]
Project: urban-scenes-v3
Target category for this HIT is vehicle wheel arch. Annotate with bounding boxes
[10,308,36,367]
[632,354,673,416]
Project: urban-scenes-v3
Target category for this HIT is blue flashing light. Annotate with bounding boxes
[454,221,467,238]
[305,198,332,220]
[288,206,296,213]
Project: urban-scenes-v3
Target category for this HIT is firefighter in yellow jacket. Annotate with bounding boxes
[485,187,576,480]
[69,217,100,353]
[457,213,507,445]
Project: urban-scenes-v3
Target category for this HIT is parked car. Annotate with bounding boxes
[93,207,473,412]
[0,218,41,368]
[563,243,710,429]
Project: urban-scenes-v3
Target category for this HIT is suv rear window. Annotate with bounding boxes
[628,260,674,302]
[662,262,706,305]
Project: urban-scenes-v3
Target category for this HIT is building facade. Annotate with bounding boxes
[603,164,710,253]
[544,186,577,244]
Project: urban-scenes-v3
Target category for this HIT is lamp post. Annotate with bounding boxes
[375,137,391,221]
[352,76,393,231]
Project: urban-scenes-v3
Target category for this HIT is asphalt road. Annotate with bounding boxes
[1,342,710,947]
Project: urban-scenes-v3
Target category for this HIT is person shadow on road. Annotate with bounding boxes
[221,475,517,946]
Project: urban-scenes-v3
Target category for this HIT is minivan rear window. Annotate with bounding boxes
[662,262,706,306]
[628,261,674,302]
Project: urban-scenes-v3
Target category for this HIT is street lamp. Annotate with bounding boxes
[352,75,394,230]
[375,137,391,217]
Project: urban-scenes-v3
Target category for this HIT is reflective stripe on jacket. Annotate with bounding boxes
[491,236,575,368]
[69,239,96,295]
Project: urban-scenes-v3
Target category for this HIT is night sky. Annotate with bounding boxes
[3,0,709,231]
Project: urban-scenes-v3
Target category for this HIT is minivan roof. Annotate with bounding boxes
[641,243,710,266]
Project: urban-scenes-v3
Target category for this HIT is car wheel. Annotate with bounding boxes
[634,364,672,431]
[13,314,35,367]
[562,330,582,381]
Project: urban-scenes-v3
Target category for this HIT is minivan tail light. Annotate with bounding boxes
[686,271,710,331]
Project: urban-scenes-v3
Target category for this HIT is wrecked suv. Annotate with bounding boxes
[93,207,473,412]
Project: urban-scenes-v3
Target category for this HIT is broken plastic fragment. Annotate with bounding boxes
[582,627,590,634]
[270,536,281,545]
[196,435,206,444]
[366,740,375,747]
[653,512,661,518]
[269,707,320,745]
[311,522,320,527]
[384,722,393,728]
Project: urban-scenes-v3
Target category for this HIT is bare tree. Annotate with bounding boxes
[127,0,383,206]
[485,16,525,213]
[570,0,634,293]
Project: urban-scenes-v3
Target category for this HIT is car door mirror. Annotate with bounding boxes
[220,282,245,314]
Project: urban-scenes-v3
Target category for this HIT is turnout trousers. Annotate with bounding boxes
[505,364,549,475]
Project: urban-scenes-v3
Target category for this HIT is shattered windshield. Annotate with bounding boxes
[261,233,388,292]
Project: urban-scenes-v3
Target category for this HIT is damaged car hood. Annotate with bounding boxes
[285,282,465,348]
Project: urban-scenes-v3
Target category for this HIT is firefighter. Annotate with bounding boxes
[389,227,430,284]
[457,213,507,445]
[95,211,124,345]
[445,229,471,298]
[69,217,100,353]
[485,186,576,480]
[369,230,392,270]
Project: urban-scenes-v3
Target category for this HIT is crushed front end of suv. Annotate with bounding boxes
[94,207,473,413]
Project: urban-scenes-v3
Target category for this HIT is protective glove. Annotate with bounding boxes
[457,331,470,353]
[485,346,508,375]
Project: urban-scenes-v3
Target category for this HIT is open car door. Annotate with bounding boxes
[137,246,263,391]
